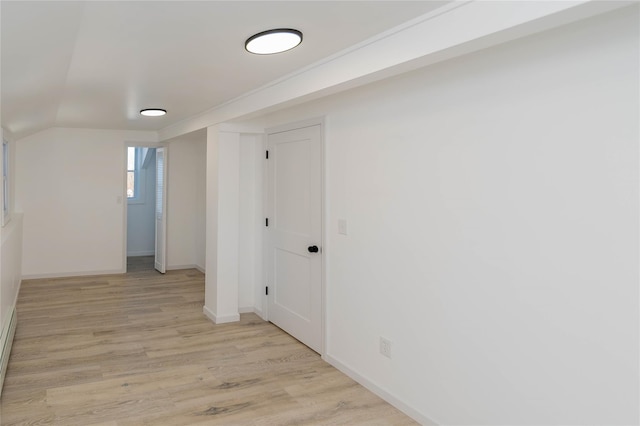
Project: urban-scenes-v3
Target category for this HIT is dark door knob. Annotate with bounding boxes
[308,245,319,253]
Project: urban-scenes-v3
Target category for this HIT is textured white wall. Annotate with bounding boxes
[204,127,240,323]
[0,214,22,354]
[204,130,261,316]
[15,128,156,277]
[15,129,206,276]
[258,8,639,425]
[1,212,22,305]
[0,131,21,336]
[238,133,264,312]
[194,138,207,271]
[165,139,204,269]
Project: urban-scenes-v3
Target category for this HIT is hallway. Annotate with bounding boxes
[0,267,413,425]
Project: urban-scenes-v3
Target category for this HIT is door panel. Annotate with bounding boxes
[267,124,322,352]
[274,247,311,320]
[274,139,311,235]
[155,147,167,274]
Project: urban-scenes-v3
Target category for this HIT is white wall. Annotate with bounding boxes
[204,126,219,316]
[1,214,22,328]
[0,213,20,394]
[165,137,206,270]
[15,127,205,277]
[238,133,263,313]
[204,128,263,320]
[252,7,639,425]
[194,139,207,271]
[126,149,156,256]
[15,127,156,277]
[0,129,22,395]
[0,131,22,343]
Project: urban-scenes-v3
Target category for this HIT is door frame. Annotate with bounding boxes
[263,117,327,355]
[122,141,167,272]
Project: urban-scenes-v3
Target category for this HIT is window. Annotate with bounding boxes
[127,146,139,199]
[2,139,10,226]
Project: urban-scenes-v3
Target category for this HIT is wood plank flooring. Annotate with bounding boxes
[126,255,156,273]
[0,262,416,425]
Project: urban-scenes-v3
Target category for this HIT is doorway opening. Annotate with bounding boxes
[125,146,167,273]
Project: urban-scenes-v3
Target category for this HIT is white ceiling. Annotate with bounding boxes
[1,1,447,140]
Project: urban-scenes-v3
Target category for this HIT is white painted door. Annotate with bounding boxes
[155,147,167,273]
[267,124,322,352]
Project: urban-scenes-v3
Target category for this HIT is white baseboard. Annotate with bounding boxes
[0,307,17,397]
[203,306,240,324]
[323,353,439,426]
[22,268,125,280]
[24,265,204,281]
[166,264,205,273]
[126,251,154,257]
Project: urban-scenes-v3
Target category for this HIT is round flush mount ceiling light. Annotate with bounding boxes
[245,29,303,55]
[140,109,167,117]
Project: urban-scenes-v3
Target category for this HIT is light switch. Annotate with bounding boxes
[338,219,347,235]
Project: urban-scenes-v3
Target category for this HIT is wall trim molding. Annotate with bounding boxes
[265,116,325,136]
[323,353,440,426]
[166,264,204,272]
[23,265,204,282]
[203,306,240,324]
[127,250,155,257]
[158,1,628,141]
[22,269,125,280]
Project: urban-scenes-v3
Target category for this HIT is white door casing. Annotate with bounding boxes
[155,147,167,273]
[267,124,323,353]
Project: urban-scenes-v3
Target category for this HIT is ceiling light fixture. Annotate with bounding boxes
[245,29,303,55]
[140,109,166,117]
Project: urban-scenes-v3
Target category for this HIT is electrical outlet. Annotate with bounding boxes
[380,337,392,358]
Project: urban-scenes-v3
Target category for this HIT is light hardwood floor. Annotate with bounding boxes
[0,263,416,425]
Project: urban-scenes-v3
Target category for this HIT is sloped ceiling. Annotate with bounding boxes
[1,1,447,140]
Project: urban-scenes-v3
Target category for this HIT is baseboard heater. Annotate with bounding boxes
[0,307,17,397]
